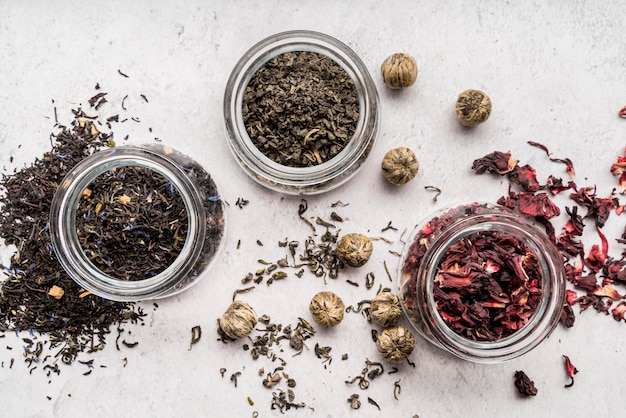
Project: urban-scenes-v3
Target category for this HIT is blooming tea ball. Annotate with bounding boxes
[376,325,415,363]
[309,291,345,327]
[370,291,402,328]
[381,147,419,185]
[336,233,373,267]
[381,53,418,89]
[455,89,492,127]
[219,300,258,339]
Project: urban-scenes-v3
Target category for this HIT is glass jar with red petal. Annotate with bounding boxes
[398,202,565,363]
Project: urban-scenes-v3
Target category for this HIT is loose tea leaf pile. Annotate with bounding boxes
[0,104,146,367]
[242,51,359,167]
[76,166,188,280]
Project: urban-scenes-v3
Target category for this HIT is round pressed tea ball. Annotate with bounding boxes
[336,233,373,267]
[219,300,258,339]
[381,53,418,89]
[381,147,419,185]
[309,291,345,327]
[376,325,415,363]
[455,89,492,127]
[370,291,403,328]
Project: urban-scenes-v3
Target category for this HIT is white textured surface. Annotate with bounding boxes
[1,1,625,417]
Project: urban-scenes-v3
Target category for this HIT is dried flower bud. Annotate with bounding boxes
[370,291,402,328]
[381,53,418,89]
[375,325,415,363]
[381,147,419,185]
[309,291,345,327]
[336,233,373,267]
[219,300,258,339]
[456,89,492,127]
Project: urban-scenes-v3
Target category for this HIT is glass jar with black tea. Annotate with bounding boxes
[224,30,380,194]
[398,202,565,363]
[49,144,225,301]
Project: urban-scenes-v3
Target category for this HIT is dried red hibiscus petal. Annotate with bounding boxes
[562,355,578,388]
[549,156,575,178]
[611,301,626,321]
[471,151,518,175]
[508,164,541,192]
[518,192,560,219]
[569,186,618,228]
[611,148,626,193]
[566,289,578,306]
[584,228,608,273]
[546,176,575,195]
[560,303,575,328]
[433,230,543,342]
[514,370,538,397]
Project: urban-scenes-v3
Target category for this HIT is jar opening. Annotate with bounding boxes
[76,165,190,281]
[242,50,360,169]
[224,30,379,194]
[49,145,225,301]
[399,202,566,362]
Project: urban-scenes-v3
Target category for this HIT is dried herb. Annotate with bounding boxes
[393,379,402,400]
[375,326,415,363]
[336,233,373,268]
[370,291,402,328]
[309,291,345,327]
[381,147,419,185]
[347,393,361,409]
[219,301,258,339]
[76,166,188,280]
[0,99,147,372]
[381,53,418,89]
[456,89,492,127]
[189,325,202,350]
[424,185,442,202]
[242,51,359,167]
[514,370,538,396]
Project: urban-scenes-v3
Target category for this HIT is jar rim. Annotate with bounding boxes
[49,145,222,301]
[223,30,379,194]
[398,202,566,362]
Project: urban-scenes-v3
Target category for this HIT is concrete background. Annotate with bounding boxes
[0,1,625,417]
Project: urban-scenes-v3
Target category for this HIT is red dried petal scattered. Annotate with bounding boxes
[592,285,623,300]
[471,151,518,175]
[508,164,541,192]
[518,192,561,219]
[611,149,626,193]
[611,301,626,321]
[563,355,578,388]
[565,289,578,306]
[546,176,575,195]
[550,157,576,178]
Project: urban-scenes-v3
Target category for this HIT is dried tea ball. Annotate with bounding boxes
[381,53,418,89]
[370,291,403,328]
[336,233,373,267]
[381,147,419,185]
[376,325,415,363]
[309,291,345,327]
[456,89,492,127]
[219,300,258,339]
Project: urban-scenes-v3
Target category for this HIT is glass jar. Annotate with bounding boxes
[223,30,379,195]
[49,144,225,302]
[398,202,565,363]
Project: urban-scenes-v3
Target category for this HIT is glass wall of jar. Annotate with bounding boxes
[224,30,379,195]
[398,202,566,363]
[49,144,225,302]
